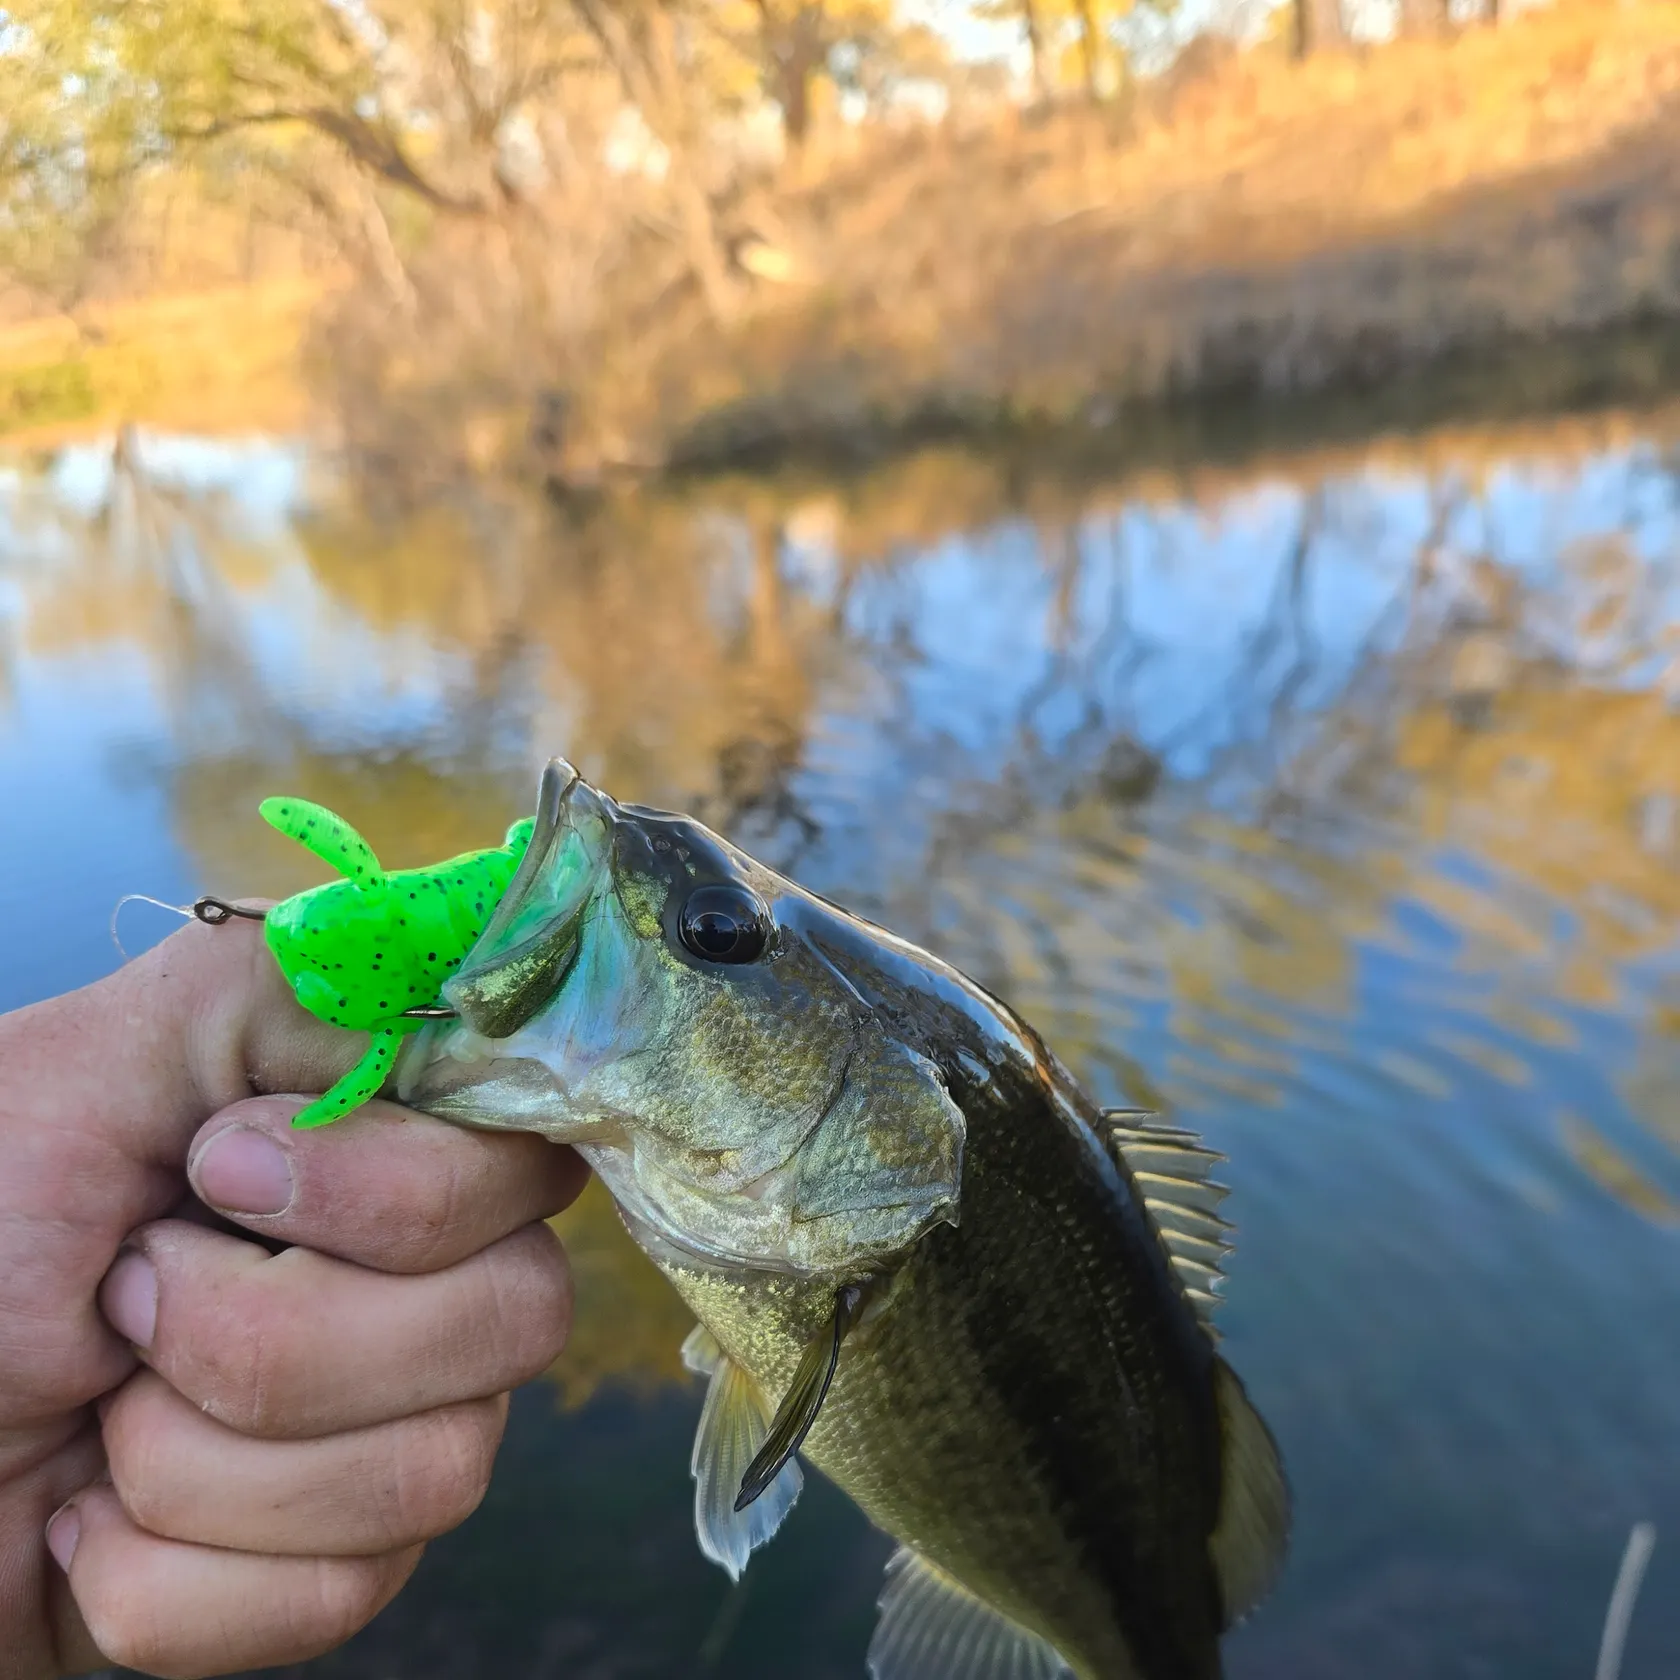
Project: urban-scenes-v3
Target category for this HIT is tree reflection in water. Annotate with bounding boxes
[3,411,1680,1677]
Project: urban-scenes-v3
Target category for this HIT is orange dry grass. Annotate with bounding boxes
[600,0,1680,466]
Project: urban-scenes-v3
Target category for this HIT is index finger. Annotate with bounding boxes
[186,1096,587,1273]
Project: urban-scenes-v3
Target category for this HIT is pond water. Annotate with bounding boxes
[4,411,1680,1680]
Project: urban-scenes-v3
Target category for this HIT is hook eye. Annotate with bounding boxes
[193,896,268,925]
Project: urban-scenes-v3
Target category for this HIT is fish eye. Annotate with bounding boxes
[678,883,771,964]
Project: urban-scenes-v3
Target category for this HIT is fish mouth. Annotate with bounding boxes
[393,757,611,1128]
[469,758,583,967]
[393,1042,586,1137]
[443,758,609,1038]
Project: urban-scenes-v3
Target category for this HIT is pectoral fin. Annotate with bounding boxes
[734,1284,862,1512]
[868,1548,1073,1680]
[687,1333,802,1580]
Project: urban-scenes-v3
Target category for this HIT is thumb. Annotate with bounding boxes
[7,913,355,1161]
[0,915,359,1418]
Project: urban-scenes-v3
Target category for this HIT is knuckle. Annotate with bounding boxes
[106,1438,179,1539]
[192,1292,298,1437]
[388,1404,499,1538]
[392,1153,469,1272]
[102,1380,186,1537]
[306,1555,404,1649]
[81,1595,174,1677]
[483,1226,573,1380]
[144,1233,311,1437]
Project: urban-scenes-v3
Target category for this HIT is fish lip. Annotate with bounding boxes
[470,756,583,957]
[438,764,612,1040]
[393,761,607,1104]
[391,1034,580,1125]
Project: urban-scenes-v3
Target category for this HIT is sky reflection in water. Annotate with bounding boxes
[2,420,1679,1679]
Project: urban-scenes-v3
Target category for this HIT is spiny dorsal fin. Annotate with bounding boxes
[1102,1107,1232,1329]
[685,1331,802,1580]
[1210,1358,1291,1628]
[868,1547,1073,1680]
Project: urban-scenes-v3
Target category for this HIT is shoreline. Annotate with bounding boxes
[10,312,1680,517]
[652,316,1680,484]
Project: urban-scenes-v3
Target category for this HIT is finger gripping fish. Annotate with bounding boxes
[250,797,534,1129]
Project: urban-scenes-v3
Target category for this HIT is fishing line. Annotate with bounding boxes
[109,893,268,959]
[109,893,194,960]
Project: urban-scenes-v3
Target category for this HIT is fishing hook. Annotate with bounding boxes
[192,896,269,926]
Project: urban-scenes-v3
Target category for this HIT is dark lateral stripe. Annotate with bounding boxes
[956,1081,1223,1678]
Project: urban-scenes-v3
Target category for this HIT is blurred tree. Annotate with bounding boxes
[753,0,831,148]
[1072,0,1103,98]
[0,7,155,311]
[1068,0,1170,103]
[1292,0,1346,56]
[566,0,749,310]
[834,18,962,121]
[0,0,769,317]
[698,0,906,157]
[1021,0,1051,100]
[1,0,548,311]
[1396,0,1445,36]
[13,0,572,215]
[977,0,1166,103]
[973,0,1049,100]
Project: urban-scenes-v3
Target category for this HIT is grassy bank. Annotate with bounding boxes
[9,0,1680,478]
[0,278,322,448]
[615,0,1680,473]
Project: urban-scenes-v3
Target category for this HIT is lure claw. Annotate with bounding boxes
[259,797,387,895]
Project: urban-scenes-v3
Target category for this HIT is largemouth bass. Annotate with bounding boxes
[395,759,1289,1680]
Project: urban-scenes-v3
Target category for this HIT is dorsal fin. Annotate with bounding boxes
[1210,1358,1291,1627]
[1101,1107,1232,1329]
[868,1547,1073,1680]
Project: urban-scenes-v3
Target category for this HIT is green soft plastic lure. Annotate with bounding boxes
[243,797,535,1128]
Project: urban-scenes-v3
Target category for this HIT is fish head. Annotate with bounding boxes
[396,760,966,1279]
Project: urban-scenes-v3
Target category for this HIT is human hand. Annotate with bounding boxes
[0,914,585,1678]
